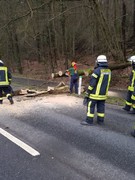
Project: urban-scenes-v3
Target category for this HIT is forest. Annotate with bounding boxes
[0,0,134,78]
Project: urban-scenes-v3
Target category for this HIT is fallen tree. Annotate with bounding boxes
[52,62,131,78]
[14,82,69,97]
[12,63,131,98]
[109,62,131,70]
[51,68,93,78]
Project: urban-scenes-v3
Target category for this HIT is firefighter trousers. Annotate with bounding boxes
[124,90,133,111]
[86,99,105,123]
[0,86,12,103]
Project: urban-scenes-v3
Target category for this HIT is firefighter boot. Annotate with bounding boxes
[80,120,93,126]
[131,130,135,137]
[122,105,130,112]
[97,121,105,126]
[128,109,135,114]
[8,97,14,104]
[80,117,93,126]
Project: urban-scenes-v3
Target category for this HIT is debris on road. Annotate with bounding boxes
[13,81,70,97]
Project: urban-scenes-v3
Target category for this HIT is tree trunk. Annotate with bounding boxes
[121,0,126,61]
[60,0,68,69]
[133,0,135,37]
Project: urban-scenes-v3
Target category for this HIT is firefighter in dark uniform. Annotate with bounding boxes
[0,60,14,104]
[122,56,135,137]
[123,56,135,113]
[131,87,135,137]
[67,62,78,94]
[81,55,111,126]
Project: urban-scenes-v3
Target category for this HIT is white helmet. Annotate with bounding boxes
[128,56,135,63]
[96,55,107,63]
[0,60,4,64]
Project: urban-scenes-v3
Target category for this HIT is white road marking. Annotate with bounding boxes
[0,128,40,156]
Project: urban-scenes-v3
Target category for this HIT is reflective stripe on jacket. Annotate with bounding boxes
[0,67,10,86]
[88,67,111,100]
[128,70,135,91]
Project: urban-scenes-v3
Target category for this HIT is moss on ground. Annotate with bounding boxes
[106,96,125,106]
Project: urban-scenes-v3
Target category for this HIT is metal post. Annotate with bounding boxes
[78,76,82,95]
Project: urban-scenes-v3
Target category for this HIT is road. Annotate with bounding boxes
[0,90,135,180]
[12,76,59,90]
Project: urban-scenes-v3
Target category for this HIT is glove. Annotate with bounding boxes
[83,97,89,106]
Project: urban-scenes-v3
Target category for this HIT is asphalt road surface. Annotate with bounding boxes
[0,90,135,180]
[12,76,59,91]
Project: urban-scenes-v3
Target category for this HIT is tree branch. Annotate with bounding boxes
[26,0,33,18]
[0,1,51,30]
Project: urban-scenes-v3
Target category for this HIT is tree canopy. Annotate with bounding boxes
[0,0,134,73]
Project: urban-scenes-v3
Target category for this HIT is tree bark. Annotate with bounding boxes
[121,0,126,61]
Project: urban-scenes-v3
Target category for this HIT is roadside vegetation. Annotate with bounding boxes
[106,96,125,106]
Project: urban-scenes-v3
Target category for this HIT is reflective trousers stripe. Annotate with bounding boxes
[87,100,105,119]
[6,94,11,98]
[126,101,132,106]
[87,113,94,118]
[87,101,94,117]
[132,104,135,108]
[131,95,135,100]
[97,113,105,117]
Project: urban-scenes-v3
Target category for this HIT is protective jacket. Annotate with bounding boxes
[123,66,135,110]
[131,68,135,105]
[0,65,12,86]
[128,69,135,92]
[87,63,111,100]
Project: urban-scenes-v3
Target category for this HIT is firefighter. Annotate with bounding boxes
[122,56,135,113]
[131,90,135,137]
[0,60,14,104]
[81,55,111,126]
[130,85,135,137]
[130,89,135,114]
[67,61,79,94]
